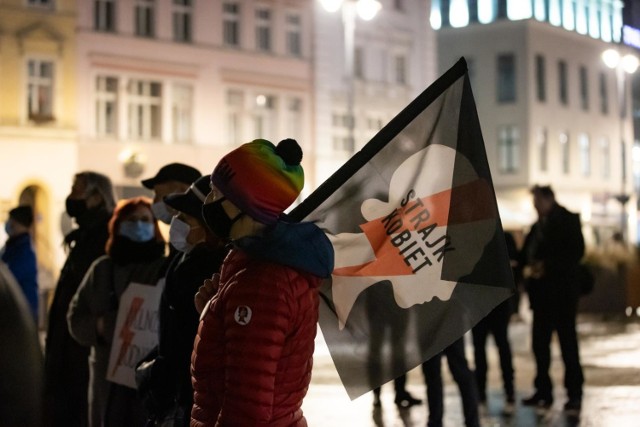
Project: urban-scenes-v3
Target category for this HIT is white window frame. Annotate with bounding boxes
[560,132,570,174]
[127,80,162,140]
[285,12,302,57]
[226,89,244,146]
[27,58,55,122]
[96,75,118,137]
[255,6,272,52]
[95,0,116,32]
[172,83,193,143]
[537,127,548,172]
[497,125,520,173]
[173,0,192,43]
[223,2,241,47]
[135,0,155,37]
[579,133,590,176]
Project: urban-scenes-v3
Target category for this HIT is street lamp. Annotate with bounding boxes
[602,48,639,243]
[320,0,381,152]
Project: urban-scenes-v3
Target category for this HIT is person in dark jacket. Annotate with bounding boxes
[2,205,38,319]
[137,176,227,427]
[191,138,334,427]
[520,185,585,415]
[44,171,116,427]
[0,261,43,427]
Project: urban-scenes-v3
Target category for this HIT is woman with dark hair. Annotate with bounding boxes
[67,197,166,427]
[45,171,116,427]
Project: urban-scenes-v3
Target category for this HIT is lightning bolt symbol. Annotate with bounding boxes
[111,296,144,377]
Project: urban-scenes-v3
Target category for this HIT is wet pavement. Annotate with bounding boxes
[302,313,640,426]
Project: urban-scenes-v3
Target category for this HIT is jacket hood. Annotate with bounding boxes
[235,220,334,278]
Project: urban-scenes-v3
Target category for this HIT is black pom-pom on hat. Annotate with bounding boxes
[275,138,303,166]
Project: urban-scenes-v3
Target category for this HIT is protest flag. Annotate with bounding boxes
[289,57,515,400]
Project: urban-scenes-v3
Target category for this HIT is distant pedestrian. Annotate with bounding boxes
[520,185,585,415]
[191,138,334,426]
[44,171,116,427]
[67,197,166,427]
[421,338,480,427]
[136,176,227,427]
[142,163,201,226]
[2,205,38,319]
[471,232,516,414]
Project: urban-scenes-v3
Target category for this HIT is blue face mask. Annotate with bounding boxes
[119,221,155,242]
[4,222,12,236]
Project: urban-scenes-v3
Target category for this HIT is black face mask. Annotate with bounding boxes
[201,197,243,240]
[65,198,88,218]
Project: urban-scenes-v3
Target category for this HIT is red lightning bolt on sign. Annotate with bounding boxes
[111,296,144,376]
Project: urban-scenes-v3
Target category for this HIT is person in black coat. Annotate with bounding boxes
[137,176,227,427]
[2,206,38,319]
[43,171,116,427]
[520,185,585,415]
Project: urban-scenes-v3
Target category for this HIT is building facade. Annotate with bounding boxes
[435,0,637,245]
[0,0,79,310]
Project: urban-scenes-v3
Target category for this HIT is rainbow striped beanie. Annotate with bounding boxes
[211,138,304,225]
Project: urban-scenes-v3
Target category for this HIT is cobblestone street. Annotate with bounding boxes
[302,314,640,426]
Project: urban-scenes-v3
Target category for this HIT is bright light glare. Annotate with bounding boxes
[320,0,343,13]
[622,55,639,74]
[356,0,381,21]
[449,0,469,27]
[602,49,621,69]
[256,94,267,106]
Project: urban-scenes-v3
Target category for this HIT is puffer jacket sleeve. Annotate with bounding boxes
[216,266,292,426]
[67,256,113,347]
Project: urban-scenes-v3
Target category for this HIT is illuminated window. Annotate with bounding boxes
[562,0,575,31]
[507,0,531,20]
[449,0,469,27]
[172,84,192,143]
[96,76,118,137]
[549,0,561,26]
[252,94,276,139]
[127,80,161,140]
[478,0,494,23]
[498,125,519,173]
[27,59,54,122]
[579,133,590,176]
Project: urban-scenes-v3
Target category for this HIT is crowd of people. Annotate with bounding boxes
[1,134,589,426]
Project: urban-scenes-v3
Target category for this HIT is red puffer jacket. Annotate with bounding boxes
[191,222,334,427]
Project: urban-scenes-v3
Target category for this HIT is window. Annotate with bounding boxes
[600,138,610,178]
[286,97,302,139]
[394,54,407,84]
[537,127,548,172]
[252,94,276,138]
[579,66,589,110]
[285,13,302,57]
[173,0,192,43]
[27,0,53,8]
[255,7,272,52]
[497,54,516,103]
[127,80,161,140]
[599,72,608,114]
[226,89,244,146]
[96,76,118,136]
[172,84,192,143]
[560,132,570,174]
[579,133,590,176]
[95,0,115,32]
[535,54,546,102]
[223,2,241,47]
[27,59,54,121]
[558,60,568,105]
[497,125,519,173]
[135,0,155,37]
[354,47,364,79]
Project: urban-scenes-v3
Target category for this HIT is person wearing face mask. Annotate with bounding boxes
[1,205,38,320]
[44,171,115,427]
[67,197,166,427]
[136,176,227,427]
[190,139,334,427]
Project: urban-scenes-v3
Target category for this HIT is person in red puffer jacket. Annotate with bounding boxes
[191,138,334,427]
